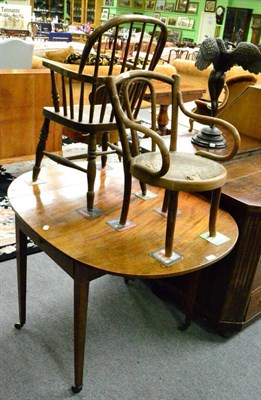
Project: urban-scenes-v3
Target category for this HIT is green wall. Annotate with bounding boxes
[101,0,261,44]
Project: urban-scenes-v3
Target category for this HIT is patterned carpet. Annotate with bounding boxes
[0,142,88,262]
[0,161,41,261]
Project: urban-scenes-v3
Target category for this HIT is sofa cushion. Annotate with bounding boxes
[45,46,74,63]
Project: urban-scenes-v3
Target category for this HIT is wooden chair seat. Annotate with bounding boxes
[131,152,227,191]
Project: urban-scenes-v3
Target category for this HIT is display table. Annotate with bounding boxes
[8,163,238,392]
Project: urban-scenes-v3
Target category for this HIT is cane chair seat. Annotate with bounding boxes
[131,152,227,192]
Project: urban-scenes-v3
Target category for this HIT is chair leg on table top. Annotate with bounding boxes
[209,187,222,237]
[119,167,132,226]
[86,134,97,212]
[101,132,109,169]
[165,191,179,258]
[32,118,50,182]
[161,190,170,214]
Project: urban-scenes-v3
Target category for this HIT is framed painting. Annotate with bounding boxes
[153,12,161,19]
[204,0,216,12]
[101,8,109,19]
[104,0,113,5]
[165,2,174,12]
[176,16,190,28]
[155,0,165,11]
[175,0,188,13]
[187,2,198,14]
[117,0,131,6]
[145,0,156,10]
[168,18,177,26]
[172,30,181,42]
[160,16,168,24]
[132,0,144,9]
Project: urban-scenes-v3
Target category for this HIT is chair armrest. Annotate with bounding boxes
[178,91,241,162]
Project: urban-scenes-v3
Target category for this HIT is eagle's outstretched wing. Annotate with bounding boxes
[231,42,261,74]
[195,38,220,70]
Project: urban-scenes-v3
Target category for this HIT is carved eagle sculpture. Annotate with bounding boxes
[195,38,261,116]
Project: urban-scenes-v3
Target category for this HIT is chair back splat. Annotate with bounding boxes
[105,70,240,262]
[32,15,168,215]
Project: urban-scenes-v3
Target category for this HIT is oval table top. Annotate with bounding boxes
[8,161,238,279]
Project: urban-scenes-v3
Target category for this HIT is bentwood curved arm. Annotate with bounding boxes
[106,74,170,178]
[178,91,241,162]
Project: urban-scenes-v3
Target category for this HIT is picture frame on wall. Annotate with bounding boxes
[145,0,156,10]
[171,30,181,42]
[165,3,175,12]
[204,0,216,12]
[176,16,190,28]
[101,8,109,20]
[168,18,177,26]
[187,2,198,14]
[155,0,165,11]
[175,0,188,13]
[117,0,131,7]
[132,0,144,9]
[160,16,168,24]
[104,0,113,5]
[153,12,161,19]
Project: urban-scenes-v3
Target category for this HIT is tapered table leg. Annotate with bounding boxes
[178,270,201,331]
[14,216,27,329]
[72,267,90,393]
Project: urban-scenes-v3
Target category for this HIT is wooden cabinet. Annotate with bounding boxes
[251,14,261,45]
[0,70,62,160]
[223,7,253,43]
[31,0,101,26]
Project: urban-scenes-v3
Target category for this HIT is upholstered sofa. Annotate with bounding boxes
[171,59,261,98]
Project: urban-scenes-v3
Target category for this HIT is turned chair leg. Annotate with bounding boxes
[86,133,97,211]
[165,191,179,258]
[101,132,109,169]
[32,118,50,182]
[209,187,222,237]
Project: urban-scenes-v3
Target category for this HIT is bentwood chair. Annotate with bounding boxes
[32,15,168,215]
[105,70,240,261]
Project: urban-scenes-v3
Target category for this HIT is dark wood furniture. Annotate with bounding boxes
[251,14,261,45]
[32,15,168,215]
[8,163,238,392]
[0,69,62,161]
[0,28,30,38]
[222,7,253,43]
